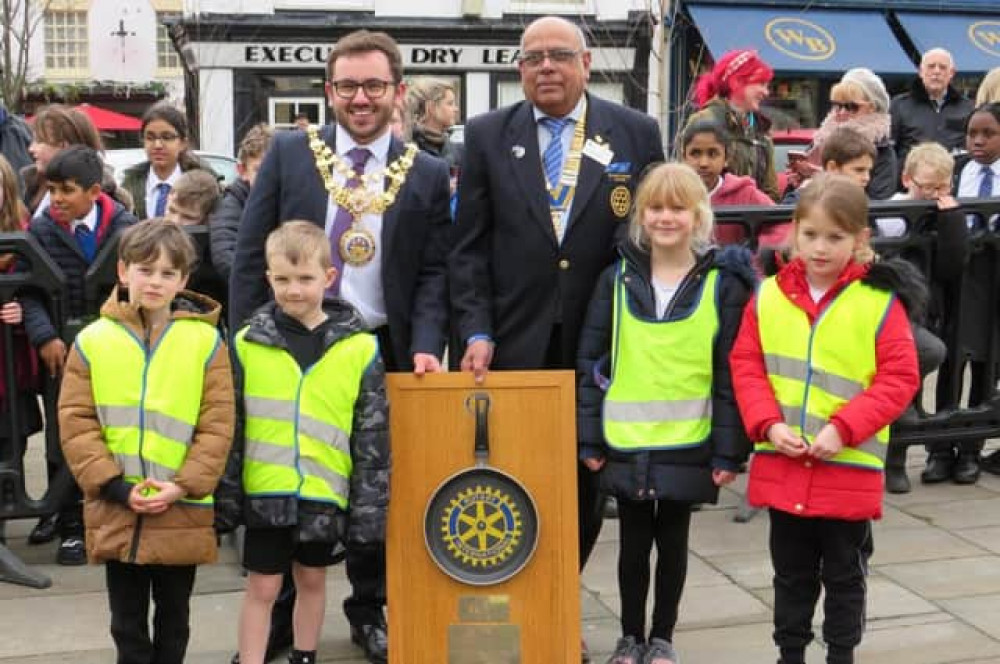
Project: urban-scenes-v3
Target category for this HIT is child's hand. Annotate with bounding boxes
[39,338,67,377]
[0,301,22,325]
[767,423,807,458]
[712,469,737,486]
[130,479,186,514]
[937,195,959,211]
[808,424,844,460]
[583,457,605,472]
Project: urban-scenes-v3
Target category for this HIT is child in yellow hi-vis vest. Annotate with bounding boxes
[218,221,389,664]
[58,219,235,664]
[577,163,755,664]
[731,174,921,664]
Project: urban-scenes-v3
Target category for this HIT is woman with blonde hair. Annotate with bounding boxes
[977,68,1000,105]
[406,77,461,170]
[792,68,898,199]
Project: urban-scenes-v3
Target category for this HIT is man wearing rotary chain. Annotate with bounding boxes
[229,29,453,664]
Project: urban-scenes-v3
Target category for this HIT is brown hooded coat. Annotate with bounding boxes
[58,287,234,565]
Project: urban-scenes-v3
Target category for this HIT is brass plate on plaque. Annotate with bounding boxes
[448,624,520,663]
[458,595,510,623]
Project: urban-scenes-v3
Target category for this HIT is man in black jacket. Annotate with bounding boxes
[890,49,974,177]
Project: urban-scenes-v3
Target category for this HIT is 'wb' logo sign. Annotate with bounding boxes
[765,18,836,61]
[970,21,1000,59]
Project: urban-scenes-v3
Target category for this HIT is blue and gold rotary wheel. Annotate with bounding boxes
[425,472,539,585]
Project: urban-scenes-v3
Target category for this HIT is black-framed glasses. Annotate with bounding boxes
[143,132,180,144]
[518,49,581,67]
[331,79,395,100]
[830,101,865,114]
[910,178,950,196]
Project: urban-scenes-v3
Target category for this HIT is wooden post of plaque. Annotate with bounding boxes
[387,371,581,663]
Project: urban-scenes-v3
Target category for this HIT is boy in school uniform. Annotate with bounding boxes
[58,219,234,663]
[163,169,228,317]
[220,220,389,664]
[20,144,137,564]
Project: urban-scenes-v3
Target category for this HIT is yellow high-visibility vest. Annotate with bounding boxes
[755,277,893,470]
[603,263,719,451]
[75,317,222,505]
[235,329,378,508]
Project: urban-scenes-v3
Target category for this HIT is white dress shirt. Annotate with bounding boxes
[533,96,586,240]
[144,164,182,218]
[323,124,391,330]
[957,158,1000,198]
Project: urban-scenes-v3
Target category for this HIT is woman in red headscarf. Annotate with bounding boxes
[685,49,779,201]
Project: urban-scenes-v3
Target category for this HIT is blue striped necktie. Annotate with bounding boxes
[539,117,569,187]
[980,165,994,198]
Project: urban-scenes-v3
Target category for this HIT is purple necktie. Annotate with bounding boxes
[329,147,371,295]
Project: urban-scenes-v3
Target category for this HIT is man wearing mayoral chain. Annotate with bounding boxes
[448,14,664,644]
[230,29,452,664]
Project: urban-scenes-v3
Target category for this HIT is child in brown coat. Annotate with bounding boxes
[58,218,234,664]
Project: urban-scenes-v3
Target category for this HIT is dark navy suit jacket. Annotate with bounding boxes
[449,93,665,369]
[230,126,452,371]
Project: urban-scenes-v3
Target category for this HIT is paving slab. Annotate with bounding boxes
[878,556,1000,599]
[867,526,986,565]
[937,593,1000,640]
[952,525,1000,554]
[903,497,1000,529]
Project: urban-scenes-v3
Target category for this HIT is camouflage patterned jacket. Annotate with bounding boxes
[215,299,390,546]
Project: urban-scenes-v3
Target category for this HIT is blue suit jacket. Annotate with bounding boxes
[230,126,452,371]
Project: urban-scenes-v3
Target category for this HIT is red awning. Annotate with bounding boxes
[72,104,142,131]
[27,103,142,131]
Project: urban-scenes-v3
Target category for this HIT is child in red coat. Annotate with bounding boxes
[730,173,920,664]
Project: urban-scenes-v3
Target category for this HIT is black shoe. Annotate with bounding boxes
[981,450,1000,476]
[921,451,955,484]
[953,453,981,485]
[885,466,911,494]
[56,536,86,565]
[28,513,59,545]
[350,622,388,664]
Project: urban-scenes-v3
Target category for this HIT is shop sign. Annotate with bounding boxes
[190,42,634,71]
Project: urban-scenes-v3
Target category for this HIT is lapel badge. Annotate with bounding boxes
[512,145,526,159]
[610,185,631,219]
[594,134,606,146]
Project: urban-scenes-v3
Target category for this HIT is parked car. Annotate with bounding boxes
[771,128,815,199]
[103,148,239,186]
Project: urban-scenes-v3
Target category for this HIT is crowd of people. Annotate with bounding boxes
[0,14,999,664]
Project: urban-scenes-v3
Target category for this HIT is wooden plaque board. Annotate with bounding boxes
[387,371,581,663]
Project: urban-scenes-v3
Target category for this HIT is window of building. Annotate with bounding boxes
[269,97,326,130]
[45,11,88,75]
[157,17,181,71]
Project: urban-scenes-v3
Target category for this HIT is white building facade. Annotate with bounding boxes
[19,0,185,112]
[170,0,662,156]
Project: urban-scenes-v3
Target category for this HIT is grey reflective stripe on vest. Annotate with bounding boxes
[604,398,712,422]
[245,438,296,467]
[97,405,195,445]
[780,405,886,461]
[112,453,178,482]
[299,457,350,500]
[245,395,297,421]
[764,354,865,402]
[246,396,350,454]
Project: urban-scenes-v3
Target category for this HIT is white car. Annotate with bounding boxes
[103,148,239,186]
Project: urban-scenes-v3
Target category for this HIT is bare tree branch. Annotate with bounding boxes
[1,0,49,112]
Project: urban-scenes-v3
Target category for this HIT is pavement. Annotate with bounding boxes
[4,440,1000,663]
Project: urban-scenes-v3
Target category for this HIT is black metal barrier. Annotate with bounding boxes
[715,196,1000,449]
[0,231,120,588]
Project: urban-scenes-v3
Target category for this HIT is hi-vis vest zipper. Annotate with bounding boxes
[755,277,893,470]
[603,262,719,451]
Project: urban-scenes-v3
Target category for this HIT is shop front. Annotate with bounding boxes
[168,14,650,156]
[668,0,999,146]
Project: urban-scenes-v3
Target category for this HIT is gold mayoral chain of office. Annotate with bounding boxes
[547,101,587,238]
[308,126,419,266]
